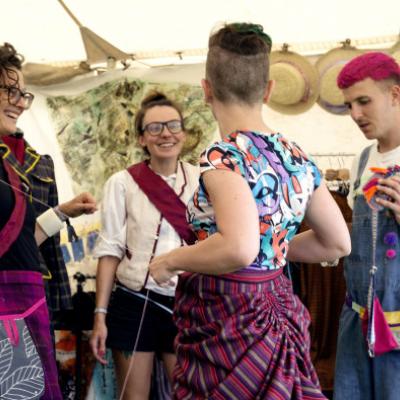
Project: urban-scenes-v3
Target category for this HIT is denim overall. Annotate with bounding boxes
[334,146,400,400]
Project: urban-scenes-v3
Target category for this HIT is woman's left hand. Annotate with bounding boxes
[149,253,177,286]
[59,192,98,218]
[377,176,400,223]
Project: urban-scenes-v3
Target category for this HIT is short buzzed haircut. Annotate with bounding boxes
[206,23,272,106]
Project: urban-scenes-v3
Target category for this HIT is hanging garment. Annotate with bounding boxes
[293,191,351,391]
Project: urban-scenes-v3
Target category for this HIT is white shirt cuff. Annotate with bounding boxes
[36,208,64,237]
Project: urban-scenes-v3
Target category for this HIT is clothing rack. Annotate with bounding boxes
[325,181,351,198]
[310,152,356,157]
[311,153,354,184]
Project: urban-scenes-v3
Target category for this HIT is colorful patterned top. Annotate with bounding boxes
[187,130,321,270]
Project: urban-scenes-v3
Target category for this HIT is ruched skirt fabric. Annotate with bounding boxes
[173,269,326,400]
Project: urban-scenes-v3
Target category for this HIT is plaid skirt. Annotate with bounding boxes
[173,269,326,400]
[0,270,62,399]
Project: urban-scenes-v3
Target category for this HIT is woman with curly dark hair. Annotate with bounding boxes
[0,43,96,399]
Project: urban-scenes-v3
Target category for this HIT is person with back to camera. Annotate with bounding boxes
[148,23,351,399]
[90,92,199,399]
[333,52,400,400]
[0,43,97,399]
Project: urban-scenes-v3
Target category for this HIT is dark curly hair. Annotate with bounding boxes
[0,42,24,86]
[206,23,272,105]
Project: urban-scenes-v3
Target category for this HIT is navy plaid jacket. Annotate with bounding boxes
[0,134,72,313]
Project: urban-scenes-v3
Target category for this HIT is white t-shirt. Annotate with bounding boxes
[348,142,400,209]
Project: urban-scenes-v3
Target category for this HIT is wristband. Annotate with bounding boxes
[53,205,68,222]
[36,208,65,237]
[94,307,108,314]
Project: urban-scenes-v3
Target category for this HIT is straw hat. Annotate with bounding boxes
[316,40,362,115]
[268,45,319,115]
[389,39,400,64]
[392,51,400,65]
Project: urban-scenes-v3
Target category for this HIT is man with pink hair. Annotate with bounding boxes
[334,52,400,400]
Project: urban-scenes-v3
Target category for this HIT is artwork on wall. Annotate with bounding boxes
[47,78,217,199]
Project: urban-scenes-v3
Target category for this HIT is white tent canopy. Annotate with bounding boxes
[3,0,400,64]
[2,0,400,203]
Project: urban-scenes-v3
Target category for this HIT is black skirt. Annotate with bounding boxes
[106,285,177,354]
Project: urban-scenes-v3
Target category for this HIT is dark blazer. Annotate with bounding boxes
[0,134,72,314]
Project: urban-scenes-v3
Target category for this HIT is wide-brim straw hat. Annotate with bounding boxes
[268,45,319,115]
[316,40,362,115]
[389,39,400,64]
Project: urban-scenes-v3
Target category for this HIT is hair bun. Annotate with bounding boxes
[210,23,272,55]
[231,23,272,47]
[141,91,168,107]
[0,42,25,66]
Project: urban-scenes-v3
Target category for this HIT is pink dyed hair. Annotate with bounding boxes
[337,52,400,89]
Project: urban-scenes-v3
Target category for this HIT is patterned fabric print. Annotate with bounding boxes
[0,314,45,399]
[173,273,326,400]
[0,271,62,399]
[188,131,321,270]
[0,137,71,313]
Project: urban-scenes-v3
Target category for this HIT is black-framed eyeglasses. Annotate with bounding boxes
[142,119,183,136]
[0,85,35,110]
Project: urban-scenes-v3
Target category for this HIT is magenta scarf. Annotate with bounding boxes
[2,134,26,165]
[0,159,27,258]
[127,161,196,245]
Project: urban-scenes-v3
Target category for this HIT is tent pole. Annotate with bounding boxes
[57,0,83,27]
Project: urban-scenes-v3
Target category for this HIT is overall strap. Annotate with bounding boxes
[353,145,373,192]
